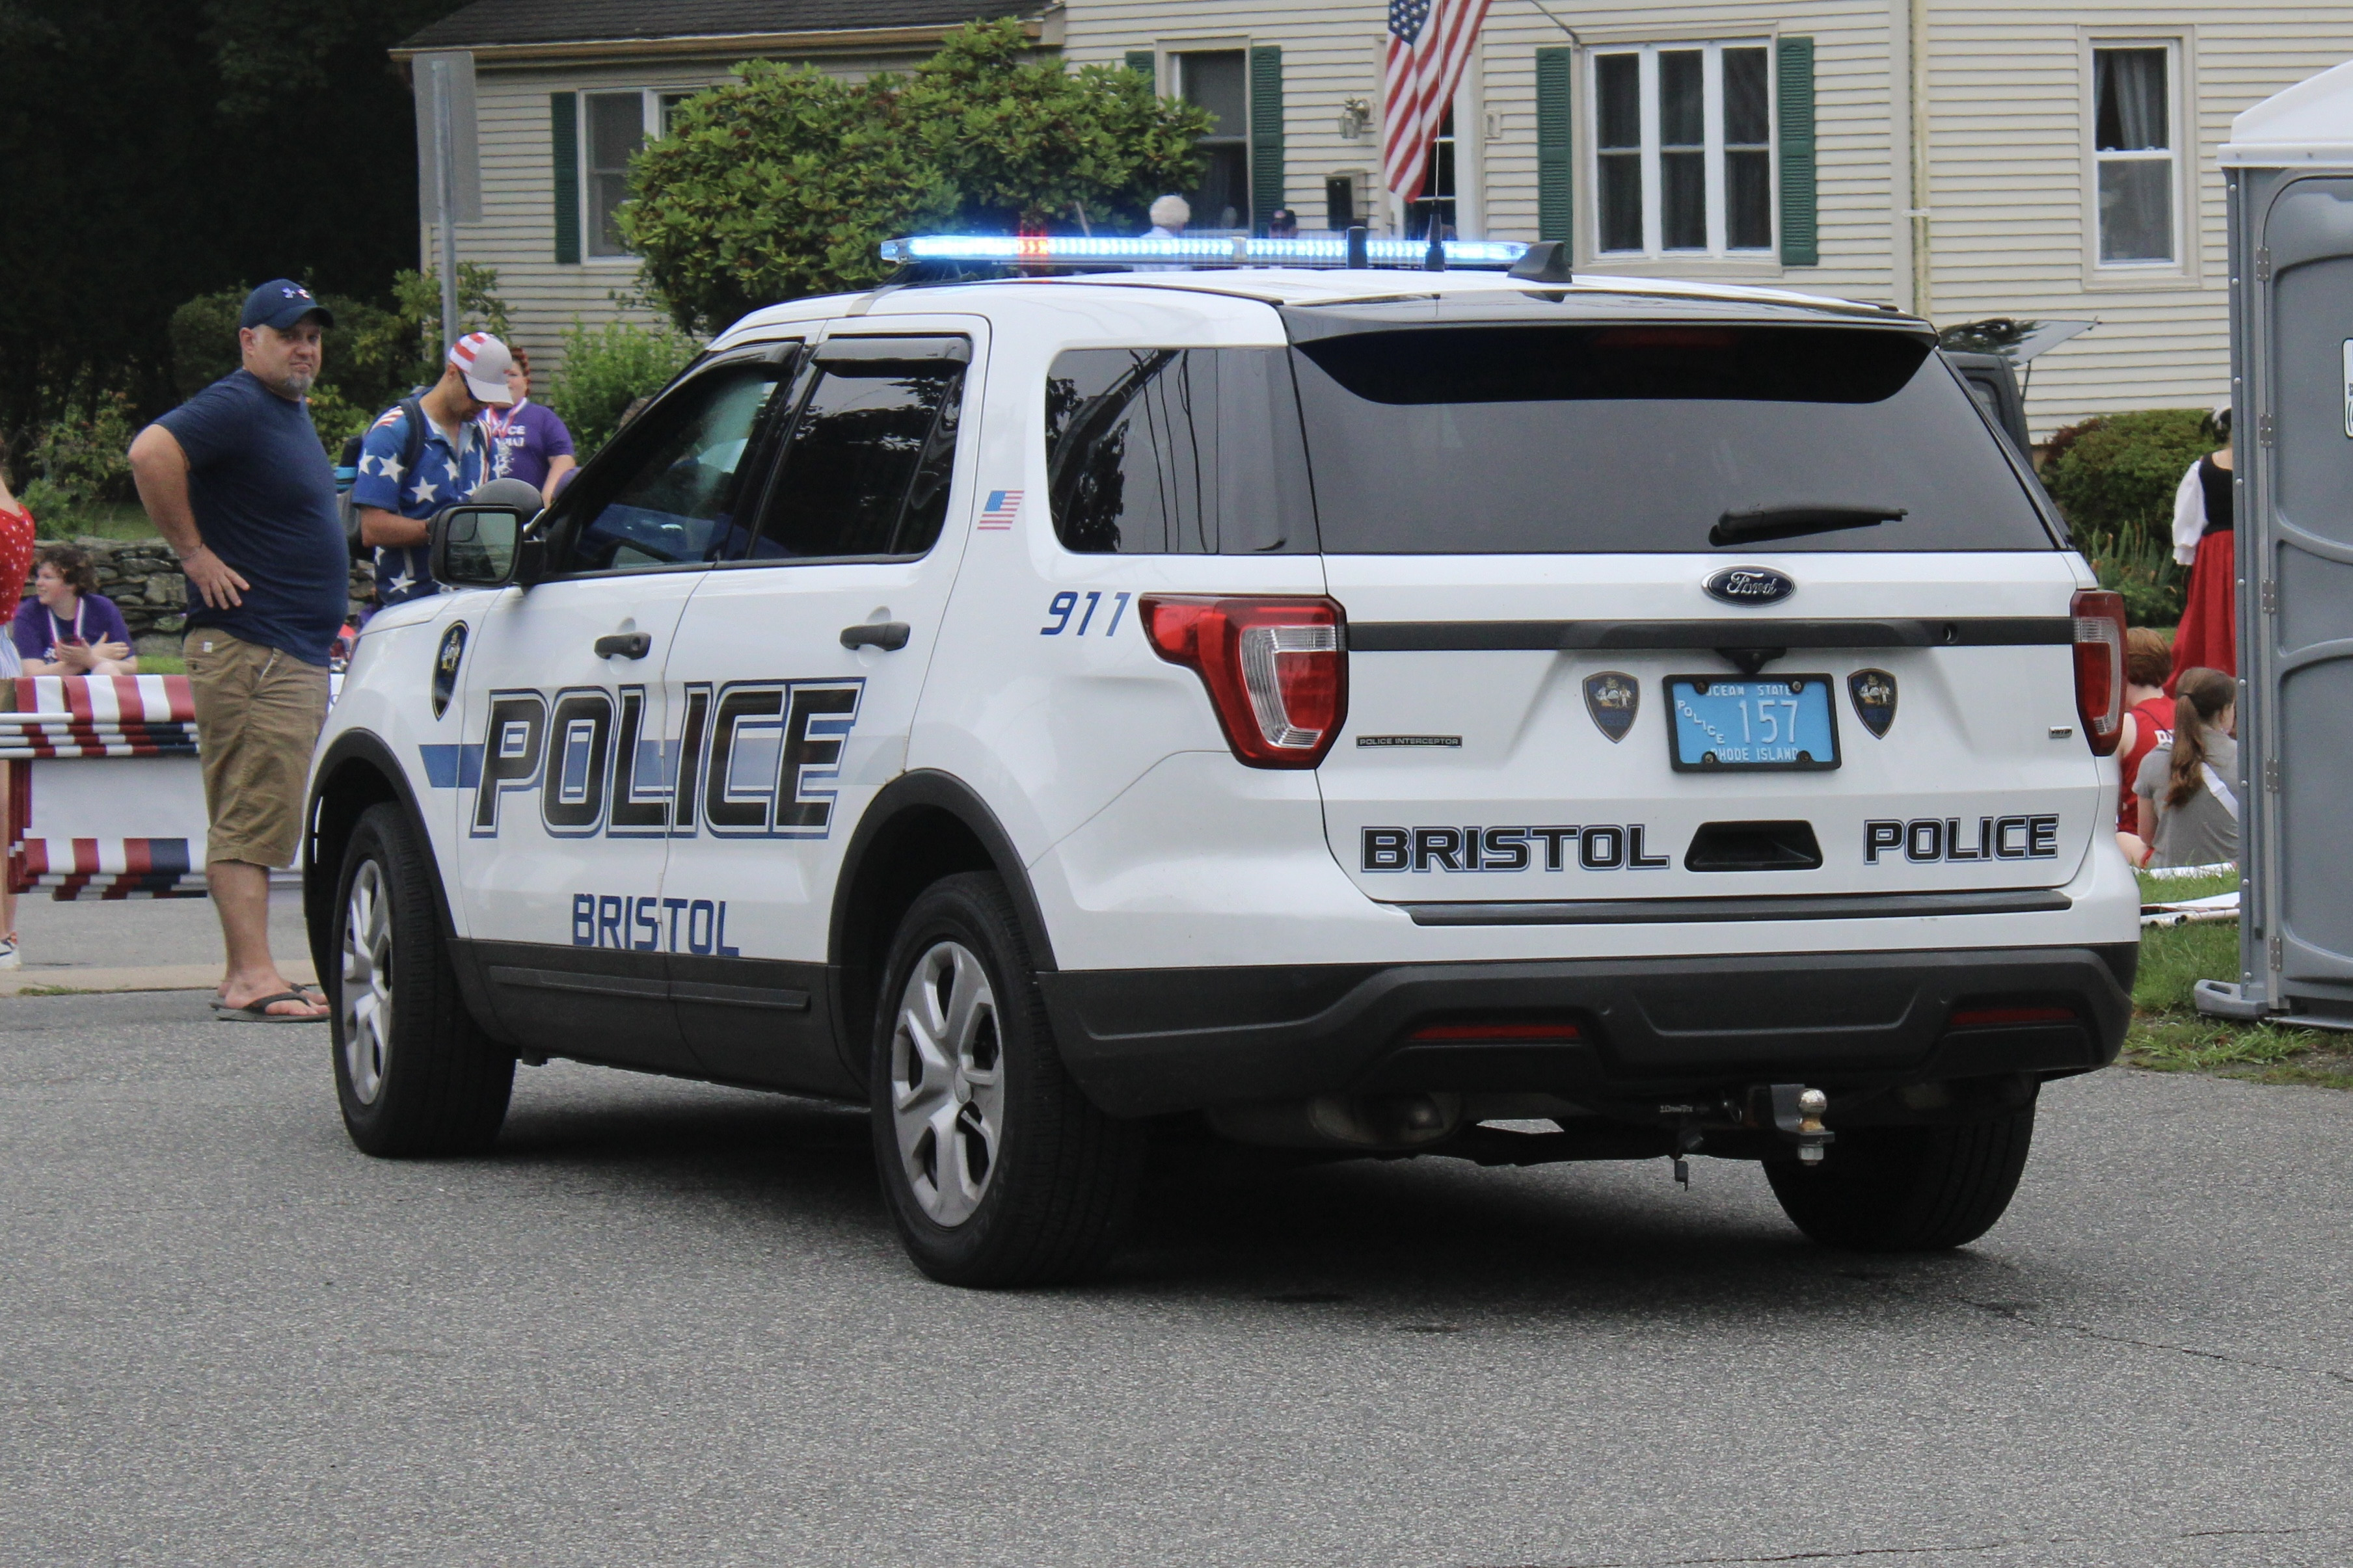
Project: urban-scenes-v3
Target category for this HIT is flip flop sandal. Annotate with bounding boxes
[215,990,329,1023]
[211,984,321,1012]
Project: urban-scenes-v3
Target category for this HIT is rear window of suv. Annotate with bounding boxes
[1288,324,2059,553]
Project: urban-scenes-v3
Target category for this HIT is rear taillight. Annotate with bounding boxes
[2071,589,2127,756]
[1142,596,1347,768]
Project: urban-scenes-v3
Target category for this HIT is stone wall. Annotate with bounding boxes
[34,537,375,652]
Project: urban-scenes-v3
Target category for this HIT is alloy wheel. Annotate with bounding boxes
[889,940,1004,1227]
[341,860,394,1104]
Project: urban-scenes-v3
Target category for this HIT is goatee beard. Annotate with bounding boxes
[274,367,317,398]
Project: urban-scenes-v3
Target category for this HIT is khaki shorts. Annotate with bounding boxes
[185,630,330,870]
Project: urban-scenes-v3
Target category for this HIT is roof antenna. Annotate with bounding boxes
[1423,223,1446,271]
[1509,241,1575,284]
[1345,224,1369,269]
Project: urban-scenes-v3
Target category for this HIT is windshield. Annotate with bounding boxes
[1288,324,2058,553]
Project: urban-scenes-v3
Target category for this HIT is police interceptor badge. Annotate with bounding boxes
[1848,669,1898,737]
[1583,671,1639,742]
[432,622,466,720]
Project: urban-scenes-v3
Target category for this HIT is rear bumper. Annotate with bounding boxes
[1041,943,2136,1117]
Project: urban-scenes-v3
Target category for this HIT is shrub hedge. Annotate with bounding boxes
[2039,408,2224,626]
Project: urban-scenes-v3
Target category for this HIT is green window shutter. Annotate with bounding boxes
[1777,36,1818,267]
[1535,46,1574,244]
[551,92,581,265]
[1125,49,1156,83]
[1249,44,1285,232]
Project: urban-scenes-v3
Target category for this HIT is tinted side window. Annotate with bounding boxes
[749,360,965,560]
[1045,348,1314,555]
[564,361,787,571]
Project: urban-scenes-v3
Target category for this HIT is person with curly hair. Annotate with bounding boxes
[13,544,135,676]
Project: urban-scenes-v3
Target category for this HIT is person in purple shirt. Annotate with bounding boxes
[481,345,576,502]
[14,544,137,674]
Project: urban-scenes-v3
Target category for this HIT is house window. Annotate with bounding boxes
[578,89,703,259]
[2093,44,2176,266]
[1590,42,1775,258]
[1177,51,1248,230]
[1412,109,1459,239]
[585,91,649,257]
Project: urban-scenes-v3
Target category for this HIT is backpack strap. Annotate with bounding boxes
[2200,764,2241,822]
[396,395,430,493]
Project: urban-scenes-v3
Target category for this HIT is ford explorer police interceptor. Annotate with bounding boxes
[303,237,2138,1286]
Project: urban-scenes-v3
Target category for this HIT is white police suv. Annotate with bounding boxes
[305,236,2138,1285]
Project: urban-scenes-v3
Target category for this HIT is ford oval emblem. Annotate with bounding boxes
[1704,566,1795,605]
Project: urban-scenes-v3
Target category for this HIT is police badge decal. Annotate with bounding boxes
[1848,669,1898,737]
[433,622,468,719]
[1583,671,1639,742]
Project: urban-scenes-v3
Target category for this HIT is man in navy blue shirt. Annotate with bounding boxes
[129,279,347,1022]
[352,331,515,605]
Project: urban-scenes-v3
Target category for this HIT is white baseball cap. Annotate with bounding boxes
[448,332,517,405]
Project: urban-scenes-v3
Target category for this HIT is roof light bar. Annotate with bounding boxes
[878,233,1531,269]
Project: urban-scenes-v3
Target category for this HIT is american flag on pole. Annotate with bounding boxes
[1382,0,1494,204]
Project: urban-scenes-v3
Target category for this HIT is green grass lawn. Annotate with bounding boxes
[2125,866,2353,1088]
[34,501,157,542]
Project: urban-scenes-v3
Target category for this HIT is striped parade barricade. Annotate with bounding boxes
[5,675,209,900]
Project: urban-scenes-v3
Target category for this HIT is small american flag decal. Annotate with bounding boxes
[978,489,1023,530]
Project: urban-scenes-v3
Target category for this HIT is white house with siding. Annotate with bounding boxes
[398,0,2353,434]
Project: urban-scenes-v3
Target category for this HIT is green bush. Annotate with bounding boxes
[622,21,1212,332]
[545,318,700,462]
[28,391,139,506]
[2080,525,2186,627]
[2040,408,2220,628]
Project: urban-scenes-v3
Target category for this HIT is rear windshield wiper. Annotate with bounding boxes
[1712,504,1908,546]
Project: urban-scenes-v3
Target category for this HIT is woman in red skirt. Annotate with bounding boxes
[2169,408,2235,691]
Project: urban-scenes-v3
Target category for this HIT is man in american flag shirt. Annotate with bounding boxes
[350,332,515,606]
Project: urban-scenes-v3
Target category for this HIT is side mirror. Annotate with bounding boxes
[429,503,528,588]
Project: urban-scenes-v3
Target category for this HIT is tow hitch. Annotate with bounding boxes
[1769,1083,1835,1165]
[1653,1083,1835,1184]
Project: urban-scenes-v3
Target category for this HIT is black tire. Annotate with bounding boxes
[869,872,1144,1287]
[328,801,514,1157]
[1765,1108,2036,1251]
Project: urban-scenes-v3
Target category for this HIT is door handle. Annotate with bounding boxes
[840,621,911,652]
[595,632,652,660]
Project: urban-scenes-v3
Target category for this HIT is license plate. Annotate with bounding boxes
[1667,674,1842,772]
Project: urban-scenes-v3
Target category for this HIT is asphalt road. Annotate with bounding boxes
[4,990,2350,1568]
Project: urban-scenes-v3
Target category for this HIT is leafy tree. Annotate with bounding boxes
[623,22,1212,331]
[165,265,510,451]
[621,62,954,334]
[900,19,1209,233]
[0,0,466,447]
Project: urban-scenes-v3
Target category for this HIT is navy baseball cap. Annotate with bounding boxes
[240,279,334,332]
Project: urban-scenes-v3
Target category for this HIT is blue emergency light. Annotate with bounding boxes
[878,233,1533,269]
